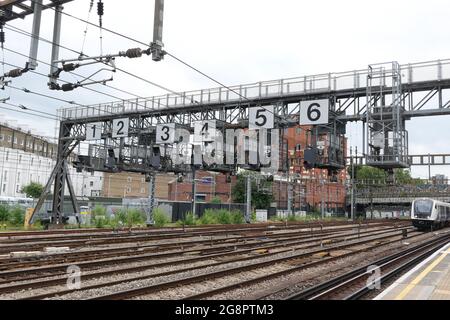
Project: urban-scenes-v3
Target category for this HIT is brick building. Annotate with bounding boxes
[102,172,175,199]
[168,171,237,203]
[164,125,348,212]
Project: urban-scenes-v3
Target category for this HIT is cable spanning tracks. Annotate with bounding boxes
[0,221,415,300]
[286,233,450,300]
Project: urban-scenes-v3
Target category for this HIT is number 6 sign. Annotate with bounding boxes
[300,99,329,125]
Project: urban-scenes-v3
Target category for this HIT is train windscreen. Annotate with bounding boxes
[414,199,434,216]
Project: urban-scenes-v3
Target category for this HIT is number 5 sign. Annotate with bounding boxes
[300,99,329,125]
[249,106,274,129]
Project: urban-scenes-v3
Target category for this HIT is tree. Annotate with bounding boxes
[21,182,44,199]
[231,173,273,209]
[354,166,387,182]
[394,169,414,184]
[0,205,9,223]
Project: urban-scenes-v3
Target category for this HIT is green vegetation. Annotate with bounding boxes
[231,173,273,209]
[179,209,245,226]
[153,208,170,227]
[0,205,26,228]
[349,165,421,185]
[209,197,222,204]
[0,205,9,223]
[20,182,44,199]
[8,207,25,226]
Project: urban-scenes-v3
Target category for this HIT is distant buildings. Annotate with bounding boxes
[0,118,348,213]
[0,121,102,199]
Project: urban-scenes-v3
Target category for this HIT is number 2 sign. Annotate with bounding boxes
[112,118,130,138]
[299,99,329,125]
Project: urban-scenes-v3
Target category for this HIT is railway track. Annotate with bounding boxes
[285,233,450,300]
[0,220,393,254]
[0,225,415,296]
[10,227,417,300]
[0,223,408,272]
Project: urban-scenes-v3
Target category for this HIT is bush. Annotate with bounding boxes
[153,208,170,227]
[9,206,25,226]
[94,216,108,228]
[216,209,232,224]
[91,205,106,218]
[209,197,222,204]
[0,205,9,223]
[199,210,218,225]
[114,209,127,225]
[230,210,244,224]
[126,209,145,227]
[183,212,196,225]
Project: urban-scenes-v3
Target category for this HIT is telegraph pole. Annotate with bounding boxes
[191,166,197,218]
[246,175,251,223]
[350,147,355,221]
[146,172,156,226]
[321,179,325,219]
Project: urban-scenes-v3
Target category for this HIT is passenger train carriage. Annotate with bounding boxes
[411,198,450,230]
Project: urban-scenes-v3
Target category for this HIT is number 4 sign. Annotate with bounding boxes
[300,99,329,125]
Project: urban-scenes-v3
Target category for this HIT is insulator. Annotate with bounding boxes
[0,30,5,45]
[6,68,22,78]
[61,83,76,92]
[62,63,77,72]
[125,48,142,58]
[97,1,104,16]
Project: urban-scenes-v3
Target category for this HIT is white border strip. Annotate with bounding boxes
[374,240,450,300]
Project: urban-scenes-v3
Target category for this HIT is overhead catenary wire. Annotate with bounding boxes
[7,84,86,108]
[2,31,145,100]
[0,102,59,121]
[24,0,283,118]
[4,23,180,98]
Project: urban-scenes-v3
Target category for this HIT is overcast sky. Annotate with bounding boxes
[2,0,450,178]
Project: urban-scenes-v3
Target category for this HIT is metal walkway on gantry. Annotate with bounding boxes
[58,58,450,124]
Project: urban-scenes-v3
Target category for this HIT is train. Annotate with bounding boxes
[411,198,450,230]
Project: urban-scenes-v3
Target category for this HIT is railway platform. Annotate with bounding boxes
[375,242,450,300]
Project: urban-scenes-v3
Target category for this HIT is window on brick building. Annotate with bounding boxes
[127,177,132,183]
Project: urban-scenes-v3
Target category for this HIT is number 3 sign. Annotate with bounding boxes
[299,99,329,125]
